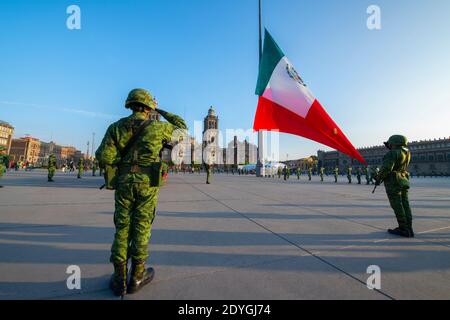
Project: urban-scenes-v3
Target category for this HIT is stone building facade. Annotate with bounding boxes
[10,136,41,164]
[0,120,14,154]
[317,137,450,175]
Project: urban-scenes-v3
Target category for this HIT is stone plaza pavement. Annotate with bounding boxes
[0,170,449,300]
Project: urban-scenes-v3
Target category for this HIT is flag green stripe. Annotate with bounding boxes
[255,29,285,96]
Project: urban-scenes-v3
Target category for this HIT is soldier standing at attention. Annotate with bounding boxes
[375,135,414,238]
[334,166,339,183]
[77,158,83,179]
[356,167,362,185]
[347,166,352,184]
[205,163,213,184]
[364,165,370,185]
[0,146,9,188]
[370,166,377,184]
[48,154,57,182]
[96,88,187,296]
[296,167,301,180]
[320,167,325,182]
[283,166,287,181]
[277,167,282,179]
[92,159,98,177]
[308,166,312,181]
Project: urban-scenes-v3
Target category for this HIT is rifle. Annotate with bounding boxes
[372,179,383,194]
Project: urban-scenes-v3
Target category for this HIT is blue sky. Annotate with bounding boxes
[1,0,449,160]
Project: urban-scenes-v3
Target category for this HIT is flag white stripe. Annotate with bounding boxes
[262,57,316,118]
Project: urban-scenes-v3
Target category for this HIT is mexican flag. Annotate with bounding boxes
[254,30,367,165]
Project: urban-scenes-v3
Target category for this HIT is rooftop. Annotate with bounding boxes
[0,120,14,128]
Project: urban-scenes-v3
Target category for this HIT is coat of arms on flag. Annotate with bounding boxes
[254,29,366,165]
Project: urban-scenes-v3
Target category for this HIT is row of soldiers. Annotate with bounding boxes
[274,166,381,184]
[47,156,99,182]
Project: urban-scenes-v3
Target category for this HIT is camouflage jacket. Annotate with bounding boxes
[48,156,57,168]
[96,110,186,183]
[0,155,9,167]
[378,147,411,190]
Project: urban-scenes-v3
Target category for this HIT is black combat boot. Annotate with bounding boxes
[109,262,127,297]
[388,227,412,238]
[127,261,155,294]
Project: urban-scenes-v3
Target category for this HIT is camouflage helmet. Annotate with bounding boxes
[385,135,408,147]
[125,88,156,110]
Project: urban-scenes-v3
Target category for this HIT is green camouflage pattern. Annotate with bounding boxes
[92,159,98,176]
[48,154,57,181]
[320,167,325,182]
[377,144,412,230]
[125,88,157,110]
[77,158,83,178]
[205,164,212,184]
[0,155,8,178]
[364,166,370,185]
[386,135,408,147]
[347,166,352,183]
[334,167,339,183]
[96,109,186,264]
[356,167,362,184]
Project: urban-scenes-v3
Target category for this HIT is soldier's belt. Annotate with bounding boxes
[119,164,154,175]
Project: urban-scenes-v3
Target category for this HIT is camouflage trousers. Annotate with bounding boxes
[0,165,4,177]
[77,169,83,178]
[48,167,56,180]
[386,187,412,230]
[111,182,159,264]
[206,171,212,184]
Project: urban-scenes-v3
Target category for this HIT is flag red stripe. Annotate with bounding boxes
[254,96,367,165]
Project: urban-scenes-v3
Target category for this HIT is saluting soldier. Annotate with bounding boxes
[96,88,187,296]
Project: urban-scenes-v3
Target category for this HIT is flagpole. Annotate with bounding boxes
[256,0,265,177]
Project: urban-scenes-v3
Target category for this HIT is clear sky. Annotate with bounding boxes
[1,0,449,160]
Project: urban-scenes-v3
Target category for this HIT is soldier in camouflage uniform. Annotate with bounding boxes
[369,166,377,184]
[96,88,187,296]
[77,158,83,179]
[0,146,9,188]
[308,166,312,181]
[296,167,301,180]
[205,163,213,184]
[334,166,339,183]
[277,167,282,179]
[364,165,370,185]
[356,167,362,185]
[347,166,352,184]
[375,135,414,238]
[48,154,57,182]
[92,159,98,177]
[319,167,325,182]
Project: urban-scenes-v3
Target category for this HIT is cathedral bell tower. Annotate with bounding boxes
[203,106,219,165]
